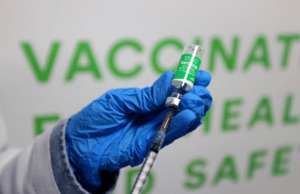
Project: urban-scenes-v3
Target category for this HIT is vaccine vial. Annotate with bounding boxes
[165,44,204,110]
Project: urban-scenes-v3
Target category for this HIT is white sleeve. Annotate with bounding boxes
[0,127,61,194]
[0,118,118,194]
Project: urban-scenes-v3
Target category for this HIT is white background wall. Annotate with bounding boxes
[1,0,300,193]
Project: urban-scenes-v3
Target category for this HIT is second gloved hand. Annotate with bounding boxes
[65,70,212,192]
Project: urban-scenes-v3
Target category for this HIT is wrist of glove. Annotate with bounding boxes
[65,70,212,192]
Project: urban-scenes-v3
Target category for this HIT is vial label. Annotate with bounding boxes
[173,54,201,83]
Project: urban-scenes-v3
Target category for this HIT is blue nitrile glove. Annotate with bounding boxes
[65,70,212,192]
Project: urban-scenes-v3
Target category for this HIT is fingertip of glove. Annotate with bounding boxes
[195,70,212,87]
[163,70,175,79]
[153,70,174,88]
[150,71,174,104]
[172,109,196,128]
[190,85,211,97]
[163,110,196,146]
[182,109,197,123]
[180,93,205,118]
[181,92,201,101]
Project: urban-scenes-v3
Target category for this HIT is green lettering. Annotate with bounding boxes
[212,155,239,186]
[203,105,213,134]
[184,158,207,190]
[272,146,292,176]
[65,42,101,81]
[243,36,270,71]
[21,42,60,83]
[208,36,239,73]
[151,38,184,74]
[107,39,143,78]
[277,34,300,69]
[247,149,268,180]
[126,167,154,194]
[283,94,299,125]
[194,37,203,46]
[248,96,274,129]
[222,98,243,132]
[34,114,60,136]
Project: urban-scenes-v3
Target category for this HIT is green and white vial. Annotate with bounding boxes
[166,44,204,110]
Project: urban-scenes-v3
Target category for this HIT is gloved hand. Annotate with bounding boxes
[65,70,212,192]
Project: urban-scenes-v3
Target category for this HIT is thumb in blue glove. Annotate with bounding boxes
[65,70,212,192]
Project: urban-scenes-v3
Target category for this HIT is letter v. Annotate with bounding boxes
[21,42,60,83]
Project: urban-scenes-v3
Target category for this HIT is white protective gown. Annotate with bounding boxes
[0,112,118,194]
[0,112,63,193]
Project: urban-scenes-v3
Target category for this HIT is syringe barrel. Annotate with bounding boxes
[166,44,204,110]
[130,151,157,194]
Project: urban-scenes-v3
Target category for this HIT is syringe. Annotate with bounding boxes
[130,44,204,194]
